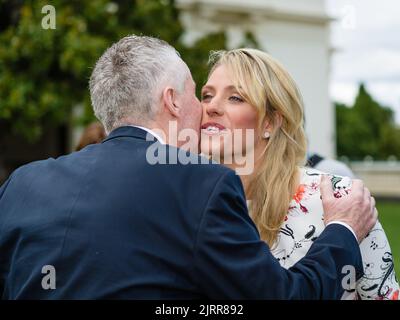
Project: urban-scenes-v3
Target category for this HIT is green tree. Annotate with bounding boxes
[178,32,226,96]
[336,83,400,160]
[0,0,227,141]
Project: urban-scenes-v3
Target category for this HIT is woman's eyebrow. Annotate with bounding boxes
[202,84,238,92]
[226,85,238,91]
[201,84,214,91]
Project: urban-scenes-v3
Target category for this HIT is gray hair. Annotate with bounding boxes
[89,35,188,133]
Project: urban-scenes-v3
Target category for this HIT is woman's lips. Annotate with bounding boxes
[201,122,228,135]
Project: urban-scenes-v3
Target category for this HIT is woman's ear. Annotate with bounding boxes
[262,112,282,137]
[162,87,180,118]
[274,112,283,129]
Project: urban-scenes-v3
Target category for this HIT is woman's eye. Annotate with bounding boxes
[229,95,244,102]
[201,94,212,101]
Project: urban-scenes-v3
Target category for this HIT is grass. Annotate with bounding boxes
[376,201,400,277]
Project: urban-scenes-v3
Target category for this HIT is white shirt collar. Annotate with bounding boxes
[127,125,166,145]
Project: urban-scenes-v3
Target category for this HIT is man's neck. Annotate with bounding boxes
[130,125,167,145]
[143,120,173,146]
[118,118,176,147]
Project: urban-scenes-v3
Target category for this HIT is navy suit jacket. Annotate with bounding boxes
[0,126,363,299]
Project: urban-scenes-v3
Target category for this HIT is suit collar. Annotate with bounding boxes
[102,126,160,143]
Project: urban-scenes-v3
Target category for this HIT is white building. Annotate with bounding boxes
[176,0,335,158]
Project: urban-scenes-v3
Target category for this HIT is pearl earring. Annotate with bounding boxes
[263,131,270,139]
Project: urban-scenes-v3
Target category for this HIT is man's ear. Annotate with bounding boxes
[162,86,180,118]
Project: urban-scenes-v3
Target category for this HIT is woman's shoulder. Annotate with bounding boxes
[288,168,326,217]
[271,167,354,269]
[284,167,354,241]
[298,167,353,196]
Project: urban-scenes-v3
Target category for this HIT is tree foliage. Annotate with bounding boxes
[0,0,226,141]
[336,84,400,160]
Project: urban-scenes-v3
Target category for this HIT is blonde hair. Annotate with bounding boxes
[209,48,307,247]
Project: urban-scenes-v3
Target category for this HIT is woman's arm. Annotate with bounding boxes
[322,173,399,300]
[357,221,399,300]
[193,170,364,299]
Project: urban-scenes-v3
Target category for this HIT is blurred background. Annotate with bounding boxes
[0,0,399,273]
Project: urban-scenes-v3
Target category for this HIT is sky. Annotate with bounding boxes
[326,0,400,124]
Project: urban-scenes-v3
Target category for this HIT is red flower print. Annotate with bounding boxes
[310,182,319,192]
[293,184,306,203]
[299,203,308,213]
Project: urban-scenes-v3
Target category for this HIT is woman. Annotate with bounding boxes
[200,48,399,300]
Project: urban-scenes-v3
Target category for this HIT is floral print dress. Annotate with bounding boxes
[270,167,399,300]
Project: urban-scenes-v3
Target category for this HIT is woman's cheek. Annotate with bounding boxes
[229,107,258,131]
[228,106,259,153]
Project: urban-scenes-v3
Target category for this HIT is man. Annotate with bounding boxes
[0,36,377,299]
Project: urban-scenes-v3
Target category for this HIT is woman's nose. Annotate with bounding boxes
[203,98,224,117]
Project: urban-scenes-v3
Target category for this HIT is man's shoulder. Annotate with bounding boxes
[9,157,55,179]
[5,149,91,189]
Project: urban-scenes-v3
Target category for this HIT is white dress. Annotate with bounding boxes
[269,167,399,300]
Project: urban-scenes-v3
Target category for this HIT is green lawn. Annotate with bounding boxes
[376,201,400,276]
